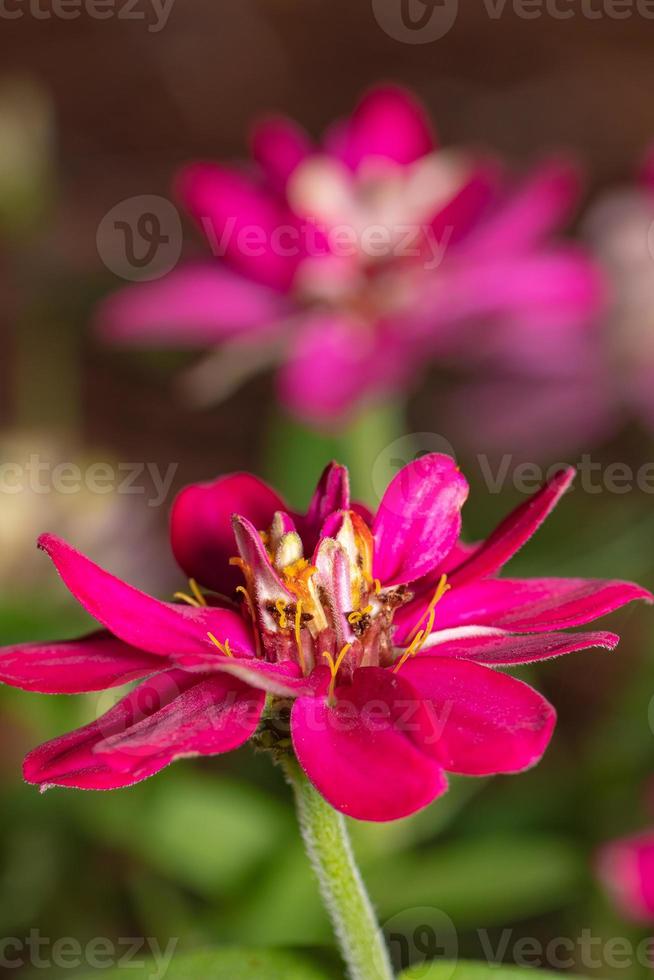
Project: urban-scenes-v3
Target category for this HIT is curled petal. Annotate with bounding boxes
[418,628,620,665]
[171,473,286,594]
[433,577,653,632]
[373,454,469,586]
[291,666,447,821]
[300,462,350,546]
[398,657,556,775]
[448,468,575,586]
[38,534,254,661]
[24,669,264,790]
[0,631,165,694]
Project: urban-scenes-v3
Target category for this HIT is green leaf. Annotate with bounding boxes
[369,834,584,926]
[399,962,595,980]
[78,946,331,979]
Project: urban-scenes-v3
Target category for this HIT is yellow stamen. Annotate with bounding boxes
[275,598,288,629]
[207,632,234,657]
[373,578,382,595]
[322,642,352,705]
[189,578,207,606]
[294,599,307,675]
[393,629,427,673]
[236,585,254,616]
[173,591,201,608]
[406,574,450,642]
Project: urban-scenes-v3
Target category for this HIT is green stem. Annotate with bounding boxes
[281,758,394,980]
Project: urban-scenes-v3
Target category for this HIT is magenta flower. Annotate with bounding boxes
[598,832,654,922]
[96,85,603,428]
[1,456,648,822]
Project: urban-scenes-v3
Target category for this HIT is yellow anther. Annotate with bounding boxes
[347,604,373,625]
[173,591,201,608]
[207,632,234,658]
[275,598,289,629]
[322,642,352,705]
[294,600,307,675]
[406,574,450,642]
[373,578,382,595]
[189,578,207,607]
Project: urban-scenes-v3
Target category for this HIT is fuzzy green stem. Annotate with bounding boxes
[281,758,394,980]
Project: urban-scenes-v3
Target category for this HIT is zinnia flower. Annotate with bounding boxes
[96,85,603,429]
[0,455,649,822]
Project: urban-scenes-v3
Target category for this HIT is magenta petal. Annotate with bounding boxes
[38,534,254,661]
[597,832,654,923]
[373,454,469,586]
[434,577,653,632]
[300,462,350,546]
[95,262,285,346]
[251,115,312,192]
[419,629,620,665]
[461,158,582,255]
[449,468,575,587]
[209,657,312,698]
[176,163,300,291]
[24,669,264,790]
[171,473,286,594]
[291,666,447,821]
[0,631,165,694]
[398,657,556,775]
[333,85,435,170]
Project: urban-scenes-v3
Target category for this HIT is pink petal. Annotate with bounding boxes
[300,462,350,546]
[171,473,286,595]
[0,631,165,694]
[330,85,435,170]
[291,666,447,821]
[38,534,254,661]
[429,162,499,246]
[209,657,312,698]
[24,668,264,790]
[448,468,575,587]
[251,115,312,192]
[176,163,300,291]
[95,262,285,346]
[433,577,653,632]
[460,158,582,255]
[419,628,619,665]
[373,454,469,586]
[398,657,556,775]
[278,313,407,424]
[597,833,654,923]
